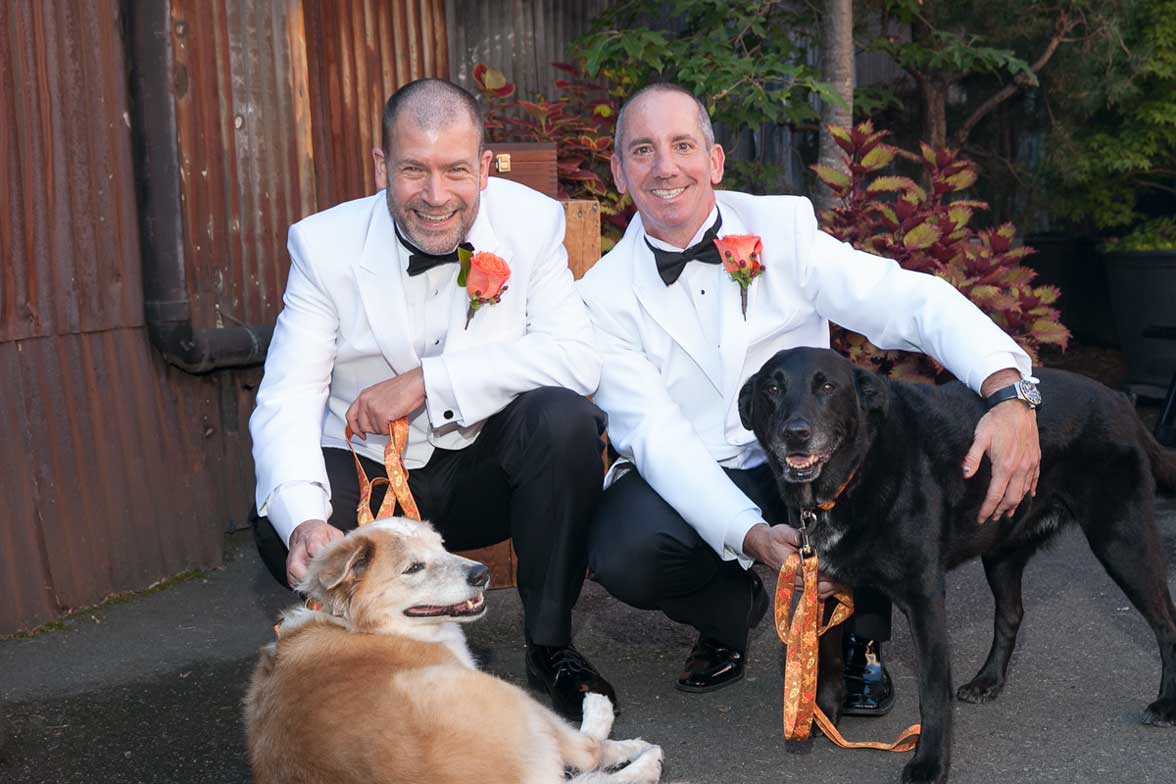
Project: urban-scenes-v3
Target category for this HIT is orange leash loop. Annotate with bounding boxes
[775,552,920,752]
[344,419,421,523]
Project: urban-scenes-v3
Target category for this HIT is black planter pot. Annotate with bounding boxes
[1103,250,1176,389]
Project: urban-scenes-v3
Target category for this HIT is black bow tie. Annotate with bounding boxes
[645,212,724,285]
[395,223,473,277]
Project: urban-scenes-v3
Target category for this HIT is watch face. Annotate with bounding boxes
[1017,380,1042,407]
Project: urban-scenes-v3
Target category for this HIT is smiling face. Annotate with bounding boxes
[611,90,725,248]
[374,113,493,255]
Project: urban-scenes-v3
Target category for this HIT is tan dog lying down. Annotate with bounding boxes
[244,518,664,784]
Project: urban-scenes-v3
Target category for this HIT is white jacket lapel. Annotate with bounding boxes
[631,227,723,393]
[714,205,754,398]
[442,202,502,348]
[356,201,420,374]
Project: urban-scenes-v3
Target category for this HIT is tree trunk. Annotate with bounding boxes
[923,78,948,149]
[815,0,855,214]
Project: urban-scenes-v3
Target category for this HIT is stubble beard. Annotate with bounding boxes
[386,190,478,255]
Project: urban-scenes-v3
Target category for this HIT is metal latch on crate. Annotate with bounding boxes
[494,153,512,172]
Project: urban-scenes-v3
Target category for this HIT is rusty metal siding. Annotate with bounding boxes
[0,330,229,633]
[0,0,142,344]
[169,0,318,332]
[303,0,450,208]
[446,0,611,100]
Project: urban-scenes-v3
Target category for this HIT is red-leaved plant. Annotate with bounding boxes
[472,63,634,249]
[813,121,1070,381]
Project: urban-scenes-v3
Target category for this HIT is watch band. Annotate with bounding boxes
[985,385,1022,410]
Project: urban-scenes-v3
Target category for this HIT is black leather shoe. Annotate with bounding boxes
[676,569,770,693]
[676,636,747,692]
[842,633,895,716]
[525,641,617,722]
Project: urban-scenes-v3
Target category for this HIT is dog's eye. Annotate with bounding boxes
[403,562,425,575]
[820,382,836,393]
[763,383,781,396]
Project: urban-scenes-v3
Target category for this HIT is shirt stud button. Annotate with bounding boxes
[443,410,454,420]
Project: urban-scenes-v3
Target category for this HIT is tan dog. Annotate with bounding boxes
[244,518,664,784]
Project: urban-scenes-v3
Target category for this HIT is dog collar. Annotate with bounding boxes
[797,466,859,557]
[816,466,859,511]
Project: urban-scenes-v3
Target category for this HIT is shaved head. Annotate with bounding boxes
[614,83,715,159]
[381,78,484,153]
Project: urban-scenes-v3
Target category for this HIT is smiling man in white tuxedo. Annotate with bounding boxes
[249,78,615,721]
[578,83,1041,711]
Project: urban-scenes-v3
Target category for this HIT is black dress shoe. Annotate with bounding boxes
[842,633,895,716]
[676,569,770,693]
[676,636,746,692]
[525,641,617,722]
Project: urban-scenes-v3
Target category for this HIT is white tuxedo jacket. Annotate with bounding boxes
[252,178,601,544]
[577,191,1030,565]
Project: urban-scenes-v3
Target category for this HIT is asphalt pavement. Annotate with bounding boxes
[3,497,1175,784]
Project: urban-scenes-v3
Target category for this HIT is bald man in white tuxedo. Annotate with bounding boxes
[250,79,616,721]
[579,84,1041,710]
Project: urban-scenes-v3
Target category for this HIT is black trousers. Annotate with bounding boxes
[253,387,607,647]
[587,465,891,652]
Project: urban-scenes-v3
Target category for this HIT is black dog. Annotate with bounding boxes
[739,347,1176,784]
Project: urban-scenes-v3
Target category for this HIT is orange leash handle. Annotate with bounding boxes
[775,552,920,753]
[343,419,420,523]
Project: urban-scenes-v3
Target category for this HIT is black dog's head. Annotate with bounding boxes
[739,347,888,489]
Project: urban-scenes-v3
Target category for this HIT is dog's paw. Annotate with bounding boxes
[1143,698,1176,727]
[901,757,948,784]
[580,692,616,740]
[614,743,662,783]
[956,676,1004,704]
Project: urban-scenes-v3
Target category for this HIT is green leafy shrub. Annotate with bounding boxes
[815,121,1070,380]
[573,0,837,195]
[1046,0,1176,246]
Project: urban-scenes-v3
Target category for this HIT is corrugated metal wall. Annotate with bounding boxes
[305,0,449,207]
[0,0,226,633]
[169,0,317,330]
[0,0,452,633]
[0,0,142,343]
[446,0,611,99]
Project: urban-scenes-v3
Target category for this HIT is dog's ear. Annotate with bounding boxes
[314,535,374,591]
[852,366,889,414]
[738,372,758,430]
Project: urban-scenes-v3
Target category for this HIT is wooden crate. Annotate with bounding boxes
[487,142,558,198]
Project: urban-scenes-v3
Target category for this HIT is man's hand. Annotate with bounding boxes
[345,368,426,437]
[742,523,843,599]
[286,519,344,588]
[964,370,1041,523]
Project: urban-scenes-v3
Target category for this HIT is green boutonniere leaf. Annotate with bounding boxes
[457,246,473,286]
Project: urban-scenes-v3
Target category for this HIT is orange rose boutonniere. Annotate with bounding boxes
[458,249,511,329]
[713,234,764,318]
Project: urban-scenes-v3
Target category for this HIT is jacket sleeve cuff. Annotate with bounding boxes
[724,508,767,569]
[421,356,464,427]
[262,482,331,547]
[967,351,1033,396]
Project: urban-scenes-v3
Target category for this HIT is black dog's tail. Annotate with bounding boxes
[1140,419,1176,494]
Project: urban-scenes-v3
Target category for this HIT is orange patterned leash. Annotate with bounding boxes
[775,525,920,752]
[343,419,420,523]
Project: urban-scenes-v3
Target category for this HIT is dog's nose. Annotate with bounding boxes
[466,563,490,587]
[783,417,812,442]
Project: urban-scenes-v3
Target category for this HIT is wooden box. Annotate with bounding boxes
[488,142,559,198]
